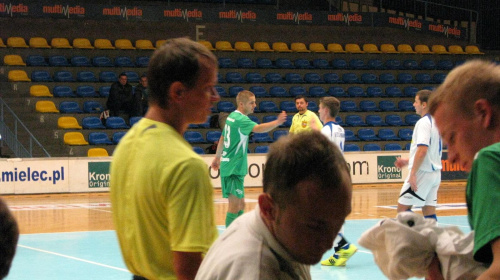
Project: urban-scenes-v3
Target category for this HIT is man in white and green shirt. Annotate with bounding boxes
[212,90,287,227]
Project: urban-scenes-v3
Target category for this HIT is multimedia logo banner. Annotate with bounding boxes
[88,162,110,188]
[377,156,402,179]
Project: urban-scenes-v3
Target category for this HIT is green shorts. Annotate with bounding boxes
[221,175,245,199]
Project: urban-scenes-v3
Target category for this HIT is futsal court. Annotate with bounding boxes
[3,182,468,280]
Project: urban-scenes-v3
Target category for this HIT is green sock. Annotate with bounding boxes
[238,210,244,217]
[225,212,238,228]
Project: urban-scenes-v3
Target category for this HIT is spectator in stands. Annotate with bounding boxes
[106,72,134,117]
[394,90,442,221]
[427,60,500,279]
[133,74,148,116]
[110,38,219,280]
[196,131,352,279]
[0,197,19,280]
[289,95,322,134]
[211,90,286,228]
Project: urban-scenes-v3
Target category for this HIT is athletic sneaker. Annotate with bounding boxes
[320,243,358,266]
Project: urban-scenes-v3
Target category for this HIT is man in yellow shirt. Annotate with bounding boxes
[110,38,219,280]
[289,95,323,134]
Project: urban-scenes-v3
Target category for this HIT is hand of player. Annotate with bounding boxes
[394,157,409,168]
[211,157,220,171]
[309,117,320,131]
[276,111,287,125]
[409,173,418,192]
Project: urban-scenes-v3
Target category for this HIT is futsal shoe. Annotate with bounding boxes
[320,253,346,266]
[320,243,358,266]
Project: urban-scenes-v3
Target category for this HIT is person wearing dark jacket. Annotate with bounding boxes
[106,72,134,117]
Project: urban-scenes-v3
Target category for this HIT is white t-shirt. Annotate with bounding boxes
[408,114,442,172]
[321,121,345,153]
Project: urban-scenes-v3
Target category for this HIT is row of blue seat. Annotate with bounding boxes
[219,71,446,84]
[87,131,126,145]
[220,57,462,70]
[19,55,150,68]
[30,70,143,83]
[79,116,141,129]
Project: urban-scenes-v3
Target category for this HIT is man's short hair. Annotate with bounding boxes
[263,131,350,209]
[416,90,432,104]
[236,90,255,105]
[319,97,340,118]
[429,60,500,116]
[119,72,127,78]
[294,95,308,103]
[147,37,217,109]
[0,198,19,279]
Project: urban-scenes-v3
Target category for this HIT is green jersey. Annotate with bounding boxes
[220,111,257,176]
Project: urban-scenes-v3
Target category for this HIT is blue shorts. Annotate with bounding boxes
[221,175,245,199]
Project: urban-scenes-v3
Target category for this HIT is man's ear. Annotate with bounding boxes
[258,193,276,222]
[168,81,185,102]
[474,99,493,129]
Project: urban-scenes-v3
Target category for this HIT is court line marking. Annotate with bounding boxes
[17,244,130,272]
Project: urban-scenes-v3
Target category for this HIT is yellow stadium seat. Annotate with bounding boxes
[73,38,94,49]
[415,44,433,54]
[215,41,236,51]
[35,101,59,113]
[64,132,89,146]
[345,44,364,53]
[0,38,6,48]
[291,42,310,53]
[397,44,416,54]
[327,43,346,53]
[309,43,329,53]
[363,43,382,53]
[115,39,135,50]
[58,117,82,129]
[198,40,216,51]
[7,37,29,48]
[30,85,53,97]
[431,45,450,54]
[380,44,399,53]
[254,42,274,52]
[135,39,155,50]
[272,42,292,52]
[94,39,115,49]
[87,148,109,157]
[234,41,255,52]
[448,45,467,55]
[29,37,51,48]
[51,38,72,49]
[8,70,31,82]
[155,40,167,49]
[465,45,484,55]
[4,54,26,66]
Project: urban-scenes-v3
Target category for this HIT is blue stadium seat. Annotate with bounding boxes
[345,129,359,141]
[380,73,396,84]
[404,86,419,97]
[237,58,255,68]
[252,132,272,143]
[312,59,330,69]
[265,72,283,83]
[324,73,341,83]
[404,114,420,126]
[129,116,142,126]
[276,58,294,69]
[193,146,205,155]
[386,86,403,97]
[385,114,405,126]
[367,59,384,70]
[248,115,260,124]
[245,72,263,83]
[206,131,222,143]
[59,101,83,113]
[329,87,347,97]
[92,56,113,67]
[26,55,48,66]
[229,86,245,97]
[403,59,419,70]
[53,86,76,97]
[83,101,103,113]
[259,101,279,112]
[31,70,52,82]
[53,71,75,82]
[420,59,436,70]
[366,115,386,126]
[349,59,367,69]
[359,100,378,112]
[124,71,139,83]
[77,86,98,98]
[433,73,447,84]
[217,101,236,112]
[358,128,380,141]
[285,73,303,83]
[344,144,361,152]
[289,86,307,97]
[379,100,397,111]
[254,145,269,153]
[304,73,322,83]
[385,143,403,151]
[309,86,327,97]
[307,101,319,112]
[385,59,401,69]
[415,73,432,84]
[249,86,267,97]
[366,86,383,97]
[361,73,378,84]
[279,101,297,112]
[88,132,113,145]
[105,116,129,129]
[398,100,415,111]
[218,57,236,68]
[347,86,365,98]
[345,115,366,126]
[77,71,98,82]
[99,71,117,83]
[397,73,413,84]
[225,72,245,83]
[273,130,288,141]
[405,143,411,150]
[215,86,228,97]
[115,56,135,67]
[282,115,293,127]
[335,116,345,126]
[262,115,277,123]
[256,58,273,68]
[112,131,127,144]
[197,116,211,129]
[183,131,205,143]
[135,56,150,67]
[437,59,454,70]
[363,143,382,151]
[342,73,360,83]
[49,55,70,67]
[269,86,288,97]
[398,128,413,141]
[422,86,435,91]
[82,116,106,129]
[99,86,111,97]
[71,56,92,67]
[294,59,312,69]
[332,59,347,69]
[340,100,359,112]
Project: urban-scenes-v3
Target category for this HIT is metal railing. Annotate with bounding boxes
[0,98,50,158]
